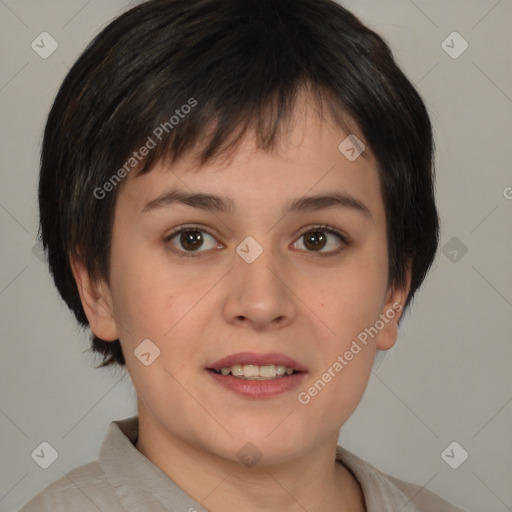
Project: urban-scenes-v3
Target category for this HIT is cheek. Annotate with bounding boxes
[108,248,219,371]
[108,241,176,330]
[302,286,380,425]
[297,342,375,436]
[303,243,388,409]
[316,258,388,340]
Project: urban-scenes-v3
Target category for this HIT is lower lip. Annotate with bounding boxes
[205,369,308,399]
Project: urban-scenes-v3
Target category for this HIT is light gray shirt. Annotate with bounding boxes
[18,416,465,511]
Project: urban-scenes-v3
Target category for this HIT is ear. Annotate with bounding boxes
[70,257,119,341]
[376,264,412,351]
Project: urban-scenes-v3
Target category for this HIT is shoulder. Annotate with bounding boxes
[336,446,466,512]
[384,472,466,512]
[17,460,123,512]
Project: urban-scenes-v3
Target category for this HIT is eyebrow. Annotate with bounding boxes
[142,189,373,220]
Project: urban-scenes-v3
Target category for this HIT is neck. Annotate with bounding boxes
[135,413,365,512]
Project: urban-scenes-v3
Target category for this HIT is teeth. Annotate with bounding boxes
[231,364,244,376]
[259,365,276,378]
[243,364,260,378]
[276,366,287,376]
[217,364,296,379]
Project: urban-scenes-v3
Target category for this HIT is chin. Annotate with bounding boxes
[226,430,307,466]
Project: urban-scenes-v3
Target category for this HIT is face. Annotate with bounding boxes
[75,97,408,466]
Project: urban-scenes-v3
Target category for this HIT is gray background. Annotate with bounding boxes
[0,0,511,511]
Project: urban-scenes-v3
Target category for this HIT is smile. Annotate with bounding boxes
[205,352,308,398]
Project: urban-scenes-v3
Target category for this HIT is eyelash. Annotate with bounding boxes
[164,224,350,258]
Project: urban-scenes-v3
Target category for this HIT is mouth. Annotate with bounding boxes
[205,352,308,398]
[207,351,307,377]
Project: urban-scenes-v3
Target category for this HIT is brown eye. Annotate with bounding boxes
[292,226,348,255]
[303,231,327,251]
[166,227,219,255]
[179,230,204,251]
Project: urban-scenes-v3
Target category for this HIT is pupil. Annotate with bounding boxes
[181,230,203,251]
[305,231,326,251]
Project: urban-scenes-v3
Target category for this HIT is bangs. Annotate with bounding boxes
[134,83,357,177]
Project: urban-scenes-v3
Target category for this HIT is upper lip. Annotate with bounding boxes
[207,352,308,372]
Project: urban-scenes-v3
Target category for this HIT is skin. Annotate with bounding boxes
[72,93,410,512]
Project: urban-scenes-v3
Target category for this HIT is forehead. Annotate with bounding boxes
[118,97,383,224]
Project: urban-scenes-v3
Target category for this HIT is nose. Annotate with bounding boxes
[221,240,299,331]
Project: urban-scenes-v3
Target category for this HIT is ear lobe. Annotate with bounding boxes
[376,264,412,351]
[70,257,119,342]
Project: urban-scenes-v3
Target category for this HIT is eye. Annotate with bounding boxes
[165,226,221,257]
[164,224,349,258]
[291,225,349,256]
